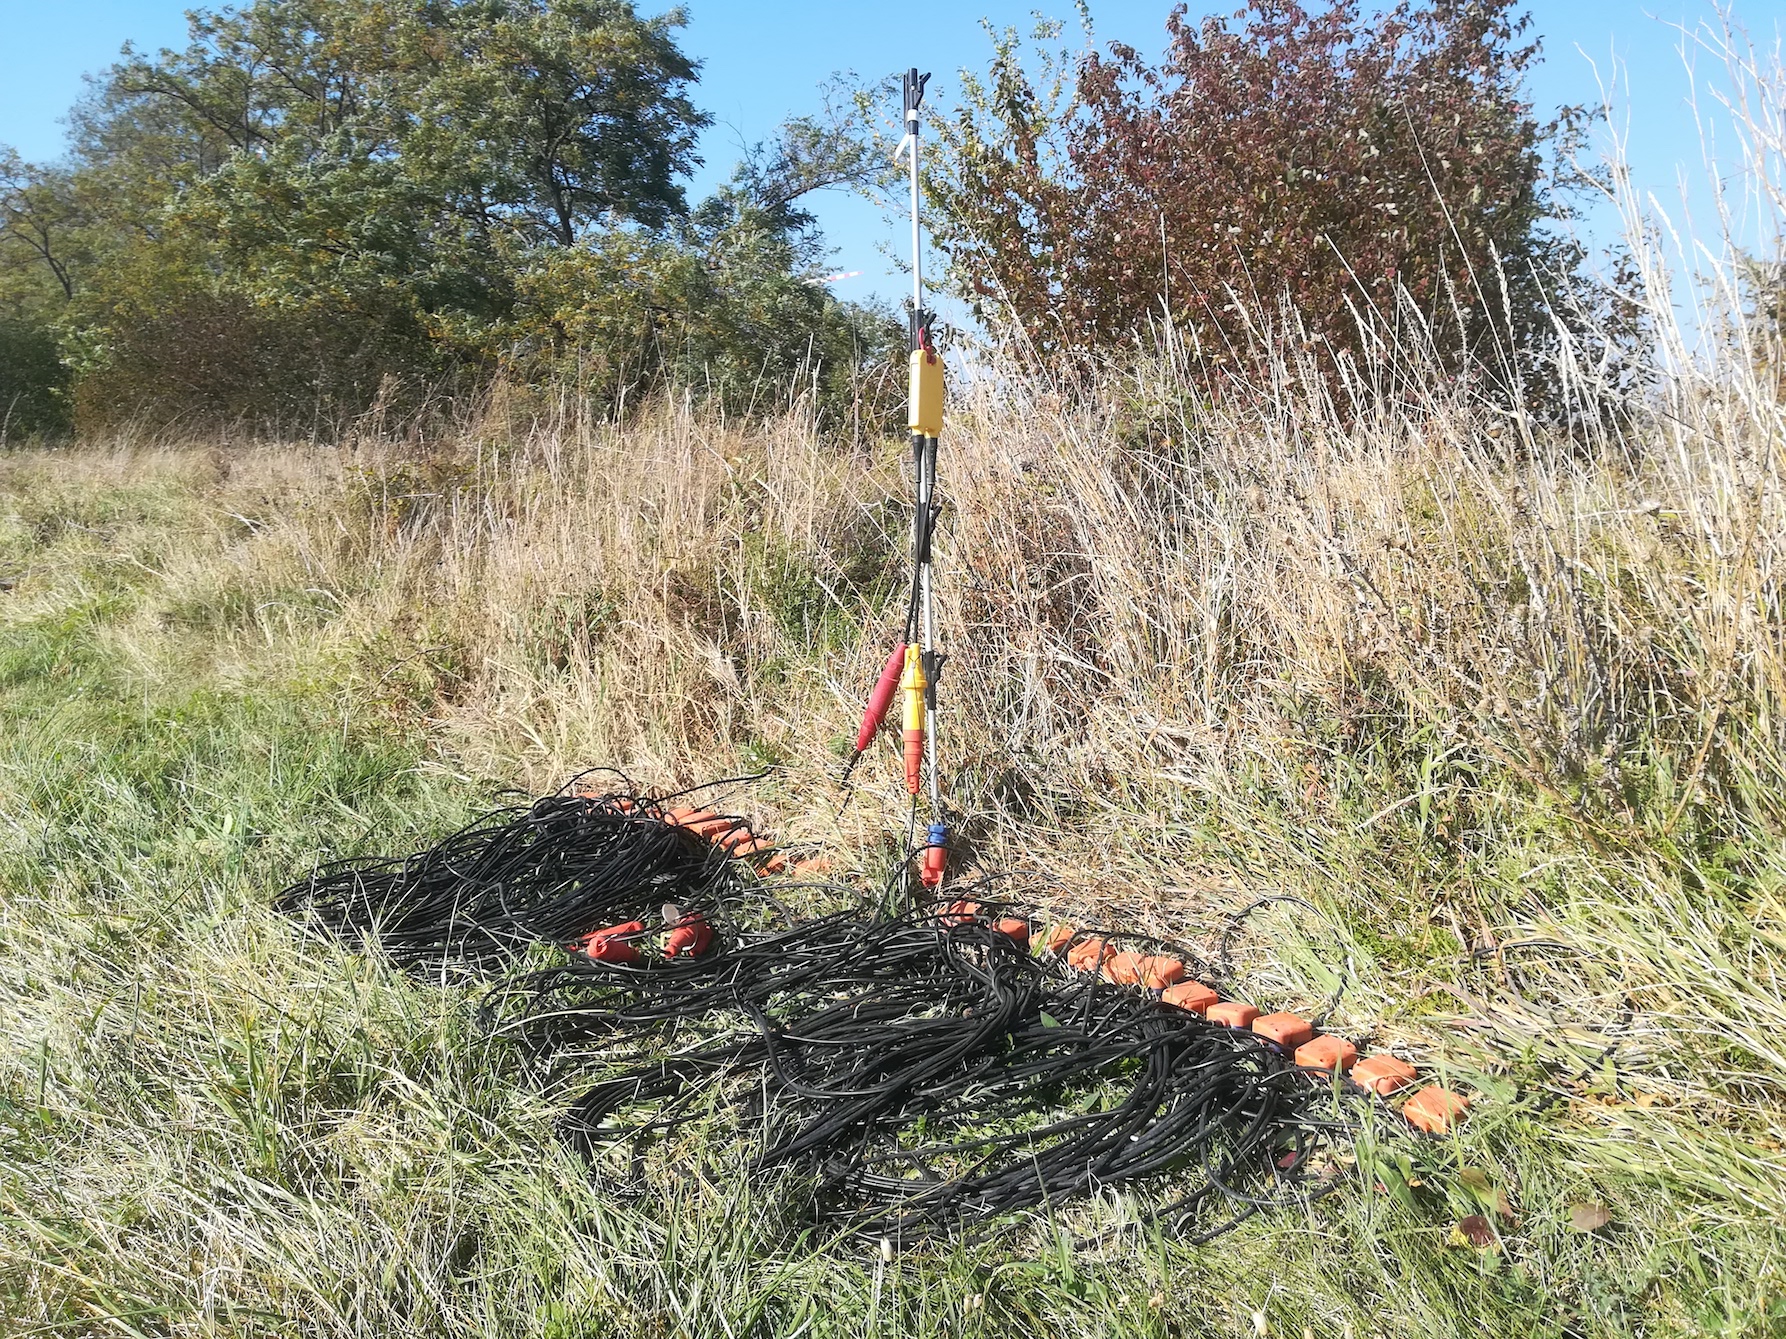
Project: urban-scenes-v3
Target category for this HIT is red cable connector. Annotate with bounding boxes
[920,822,948,888]
[856,643,908,755]
[664,913,715,959]
[573,920,646,964]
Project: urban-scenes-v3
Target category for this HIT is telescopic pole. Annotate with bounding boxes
[835,71,947,891]
[897,67,949,888]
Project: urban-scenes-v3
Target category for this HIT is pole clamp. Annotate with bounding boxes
[903,69,930,124]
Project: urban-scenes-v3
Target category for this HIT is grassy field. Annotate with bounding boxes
[5,40,1786,1339]
[2,372,1784,1337]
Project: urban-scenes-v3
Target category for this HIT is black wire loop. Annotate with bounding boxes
[280,781,1366,1239]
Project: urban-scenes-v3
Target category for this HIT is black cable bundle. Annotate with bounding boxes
[480,898,1352,1239]
[277,783,743,973]
[281,784,1357,1239]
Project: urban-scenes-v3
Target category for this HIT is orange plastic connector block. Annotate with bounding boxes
[1206,1001,1260,1028]
[1103,951,1145,986]
[1351,1054,1417,1096]
[789,855,831,878]
[1162,981,1218,1014]
[1253,1012,1315,1050]
[939,900,982,926]
[1295,1035,1358,1072]
[687,816,738,840]
[1402,1086,1469,1134]
[759,853,789,875]
[667,808,730,834]
[1137,956,1186,989]
[1066,937,1110,973]
[1041,924,1076,955]
[994,917,1031,948]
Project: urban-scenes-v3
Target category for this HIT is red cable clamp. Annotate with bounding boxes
[573,920,646,964]
[664,913,715,959]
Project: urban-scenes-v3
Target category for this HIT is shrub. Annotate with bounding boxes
[0,315,69,439]
[62,235,453,436]
[931,0,1564,388]
[507,223,903,440]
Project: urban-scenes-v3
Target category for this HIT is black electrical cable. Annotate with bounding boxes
[276,778,748,975]
[280,784,1373,1240]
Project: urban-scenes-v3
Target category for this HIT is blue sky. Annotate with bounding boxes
[2,0,1779,306]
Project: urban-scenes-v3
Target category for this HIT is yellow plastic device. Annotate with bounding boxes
[908,347,943,437]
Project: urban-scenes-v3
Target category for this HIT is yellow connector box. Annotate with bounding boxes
[908,347,943,437]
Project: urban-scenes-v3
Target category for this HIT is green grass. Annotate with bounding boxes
[2,456,1784,1339]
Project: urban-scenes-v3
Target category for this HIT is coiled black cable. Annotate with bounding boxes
[277,780,745,974]
[281,782,1361,1239]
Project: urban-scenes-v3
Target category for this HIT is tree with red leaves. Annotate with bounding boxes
[930,1,1563,387]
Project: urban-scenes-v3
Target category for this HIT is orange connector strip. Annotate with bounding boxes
[1207,1001,1260,1028]
[1066,937,1110,973]
[1402,1086,1469,1133]
[1137,956,1185,988]
[1253,1012,1315,1050]
[1294,1035,1357,1072]
[992,917,1030,947]
[1351,1054,1417,1096]
[1162,981,1218,1014]
[1103,951,1144,986]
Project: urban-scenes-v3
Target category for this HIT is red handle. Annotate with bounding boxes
[856,643,908,753]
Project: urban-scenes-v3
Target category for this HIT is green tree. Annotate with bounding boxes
[28,0,713,429]
[3,0,897,435]
[408,0,706,243]
[0,149,87,303]
[0,150,78,436]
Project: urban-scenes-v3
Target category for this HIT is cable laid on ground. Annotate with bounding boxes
[280,783,1363,1239]
[276,781,746,975]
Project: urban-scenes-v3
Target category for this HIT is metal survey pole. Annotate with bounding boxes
[897,68,949,885]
